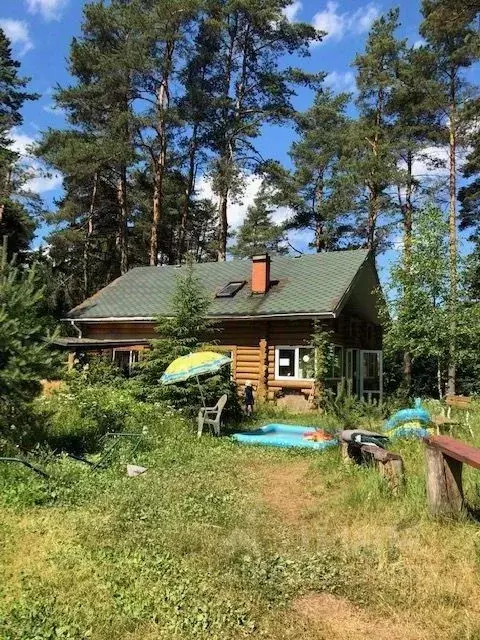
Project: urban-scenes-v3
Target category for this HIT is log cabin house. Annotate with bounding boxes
[55,249,384,402]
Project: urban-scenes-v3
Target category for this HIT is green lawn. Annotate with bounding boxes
[1,408,480,639]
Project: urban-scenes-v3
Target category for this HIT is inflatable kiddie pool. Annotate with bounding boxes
[232,424,338,450]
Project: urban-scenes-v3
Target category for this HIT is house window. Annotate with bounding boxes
[112,349,140,375]
[275,346,315,380]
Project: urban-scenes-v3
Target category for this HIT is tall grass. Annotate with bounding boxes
[2,396,480,638]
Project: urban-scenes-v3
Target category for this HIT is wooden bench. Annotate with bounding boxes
[432,395,473,437]
[424,435,480,517]
[341,439,405,493]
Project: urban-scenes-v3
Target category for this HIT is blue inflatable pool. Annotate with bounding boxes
[232,424,338,450]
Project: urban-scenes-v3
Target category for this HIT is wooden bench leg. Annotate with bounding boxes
[378,458,405,494]
[424,444,464,517]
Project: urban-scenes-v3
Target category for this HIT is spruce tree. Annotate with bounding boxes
[0,251,58,434]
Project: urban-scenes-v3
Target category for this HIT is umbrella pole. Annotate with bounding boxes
[196,375,206,407]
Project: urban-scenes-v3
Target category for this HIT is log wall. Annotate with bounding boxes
[79,313,382,399]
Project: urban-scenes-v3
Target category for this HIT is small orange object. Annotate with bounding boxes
[303,429,334,442]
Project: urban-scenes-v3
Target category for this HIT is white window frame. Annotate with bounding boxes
[275,345,315,381]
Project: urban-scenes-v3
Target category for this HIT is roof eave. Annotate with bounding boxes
[62,311,337,323]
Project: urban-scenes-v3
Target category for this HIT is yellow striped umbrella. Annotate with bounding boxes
[161,351,232,405]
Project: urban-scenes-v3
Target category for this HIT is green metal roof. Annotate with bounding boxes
[68,249,373,320]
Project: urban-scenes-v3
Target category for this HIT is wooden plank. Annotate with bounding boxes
[360,444,402,463]
[424,435,480,469]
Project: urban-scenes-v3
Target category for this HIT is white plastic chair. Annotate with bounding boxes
[197,394,228,437]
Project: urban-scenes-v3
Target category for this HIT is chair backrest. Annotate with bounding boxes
[216,394,228,414]
[446,395,471,410]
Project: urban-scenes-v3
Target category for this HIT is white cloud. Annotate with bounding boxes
[410,146,450,179]
[282,1,302,22]
[26,0,69,21]
[43,103,64,116]
[412,38,425,49]
[9,129,62,194]
[0,19,33,56]
[352,4,379,34]
[324,70,356,93]
[312,2,379,44]
[196,174,293,230]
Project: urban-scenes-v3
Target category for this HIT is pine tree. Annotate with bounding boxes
[206,0,321,261]
[230,188,287,258]
[39,1,140,285]
[274,89,356,251]
[420,0,479,394]
[0,28,39,258]
[351,9,406,252]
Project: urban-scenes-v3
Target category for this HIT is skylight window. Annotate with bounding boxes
[216,281,245,298]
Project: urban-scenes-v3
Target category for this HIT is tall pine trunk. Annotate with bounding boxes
[314,174,325,252]
[402,150,414,393]
[216,17,237,262]
[83,171,98,296]
[117,165,128,274]
[149,41,174,266]
[217,189,229,262]
[447,81,458,396]
[177,125,198,262]
[0,168,12,224]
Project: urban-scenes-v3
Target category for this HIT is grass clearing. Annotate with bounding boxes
[2,407,480,639]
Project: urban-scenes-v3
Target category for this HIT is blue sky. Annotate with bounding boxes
[0,0,472,280]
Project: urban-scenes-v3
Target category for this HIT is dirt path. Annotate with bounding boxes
[291,593,429,640]
[250,460,317,525]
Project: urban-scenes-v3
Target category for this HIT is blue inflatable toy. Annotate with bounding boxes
[382,398,432,439]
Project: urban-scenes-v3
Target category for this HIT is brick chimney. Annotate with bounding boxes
[251,253,271,294]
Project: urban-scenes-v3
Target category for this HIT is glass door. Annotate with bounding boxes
[360,350,383,403]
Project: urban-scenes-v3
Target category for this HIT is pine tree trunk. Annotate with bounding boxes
[117,166,128,274]
[177,126,198,263]
[403,150,414,393]
[216,20,237,263]
[217,189,228,262]
[367,190,378,251]
[83,171,98,296]
[150,163,162,266]
[315,174,325,252]
[149,42,174,267]
[447,93,458,396]
[0,168,12,224]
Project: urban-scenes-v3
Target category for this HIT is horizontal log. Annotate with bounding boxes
[268,379,314,389]
[236,355,260,363]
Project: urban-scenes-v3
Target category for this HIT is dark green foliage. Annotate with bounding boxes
[0,256,59,437]
[270,89,357,251]
[350,9,406,252]
[230,186,287,258]
[0,28,39,261]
